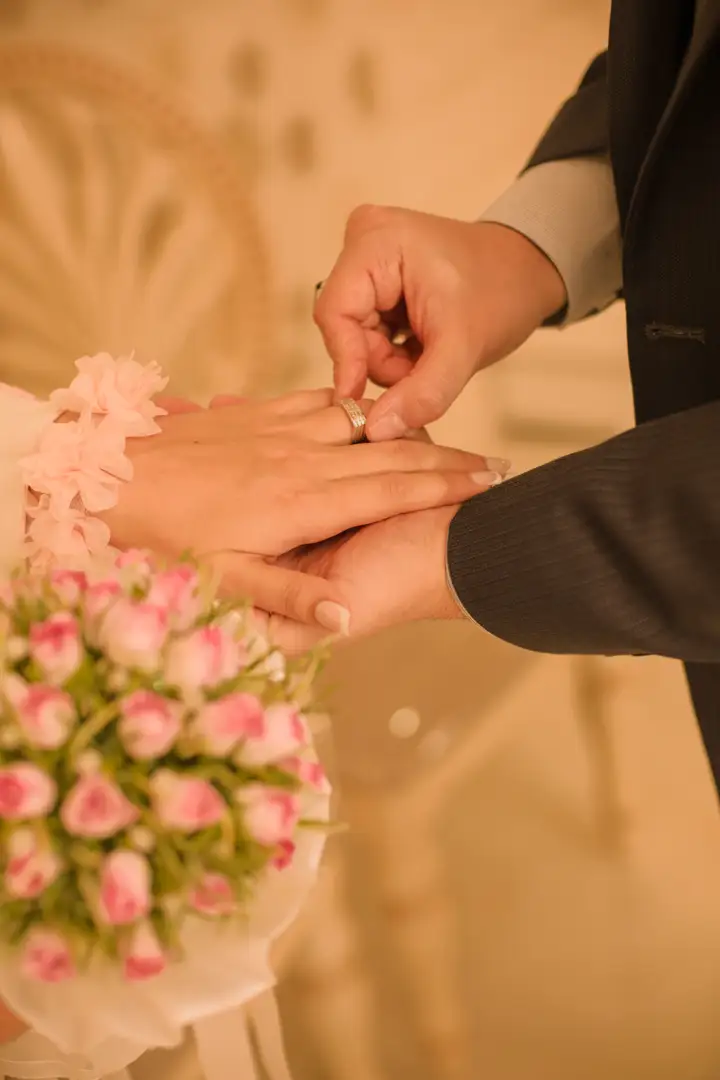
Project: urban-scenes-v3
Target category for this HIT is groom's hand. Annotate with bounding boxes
[271,503,466,654]
[315,210,566,440]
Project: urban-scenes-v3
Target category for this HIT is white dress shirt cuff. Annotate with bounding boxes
[479,158,622,325]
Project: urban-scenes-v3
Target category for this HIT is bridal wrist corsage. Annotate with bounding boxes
[19,354,169,573]
[0,356,331,1080]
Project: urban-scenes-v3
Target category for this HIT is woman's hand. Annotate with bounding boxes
[103,390,499,634]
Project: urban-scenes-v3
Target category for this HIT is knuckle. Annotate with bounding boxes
[345,203,391,238]
[280,576,308,617]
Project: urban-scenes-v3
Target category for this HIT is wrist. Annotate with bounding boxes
[470,221,568,324]
[426,506,467,621]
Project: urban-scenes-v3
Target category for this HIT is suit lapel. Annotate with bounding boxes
[624,0,720,236]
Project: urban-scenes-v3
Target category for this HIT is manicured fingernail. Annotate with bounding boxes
[471,471,504,488]
[485,457,512,476]
[368,411,407,441]
[314,601,351,635]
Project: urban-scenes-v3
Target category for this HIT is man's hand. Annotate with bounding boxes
[274,504,464,653]
[315,209,567,439]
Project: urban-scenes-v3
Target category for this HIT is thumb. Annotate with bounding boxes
[366,330,476,439]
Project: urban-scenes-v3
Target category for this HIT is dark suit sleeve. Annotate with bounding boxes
[524,52,609,169]
[447,399,720,663]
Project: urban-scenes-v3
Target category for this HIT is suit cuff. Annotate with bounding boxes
[479,158,622,325]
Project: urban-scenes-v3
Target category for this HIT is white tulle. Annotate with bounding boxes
[0,383,330,1079]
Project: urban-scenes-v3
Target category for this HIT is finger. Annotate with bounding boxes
[293,469,503,544]
[366,323,477,440]
[322,439,491,478]
[156,395,203,414]
[288,397,375,445]
[211,555,351,635]
[315,236,405,401]
[209,394,247,408]
[367,348,416,389]
[264,615,328,656]
[263,388,334,416]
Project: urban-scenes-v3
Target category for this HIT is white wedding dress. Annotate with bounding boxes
[0,390,327,1080]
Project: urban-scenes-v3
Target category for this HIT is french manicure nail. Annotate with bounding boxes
[471,471,504,488]
[314,601,351,635]
[485,457,512,476]
[368,411,407,441]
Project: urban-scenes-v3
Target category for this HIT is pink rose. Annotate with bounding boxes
[147,566,202,630]
[50,569,87,605]
[195,693,264,756]
[22,927,75,983]
[164,626,241,693]
[237,704,309,767]
[119,691,181,760]
[51,353,169,437]
[5,828,62,898]
[0,764,57,820]
[124,919,166,981]
[280,755,331,794]
[99,851,151,925]
[99,599,168,671]
[272,839,296,871]
[116,549,155,573]
[84,579,122,622]
[4,675,76,750]
[239,786,300,847]
[29,613,82,684]
[151,770,226,833]
[61,774,138,838]
[189,872,236,917]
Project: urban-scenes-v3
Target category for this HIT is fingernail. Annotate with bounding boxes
[314,601,351,635]
[368,411,407,441]
[485,457,512,476]
[471,471,504,488]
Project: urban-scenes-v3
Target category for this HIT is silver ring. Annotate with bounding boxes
[337,398,367,444]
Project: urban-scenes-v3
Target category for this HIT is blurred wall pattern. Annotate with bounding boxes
[3,2,720,1079]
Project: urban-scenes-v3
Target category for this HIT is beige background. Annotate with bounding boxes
[2,1,720,1078]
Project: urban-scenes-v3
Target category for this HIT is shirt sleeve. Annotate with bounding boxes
[478,157,622,325]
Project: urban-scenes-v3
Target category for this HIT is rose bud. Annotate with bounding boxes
[29,613,82,685]
[50,569,87,606]
[164,626,241,694]
[279,755,331,795]
[123,919,166,981]
[22,927,75,983]
[236,704,309,767]
[0,763,57,820]
[189,872,236,917]
[147,566,202,630]
[195,693,264,756]
[99,599,168,672]
[151,770,226,833]
[272,839,296,871]
[4,675,76,750]
[5,827,62,898]
[61,774,138,838]
[83,579,122,623]
[119,690,181,760]
[238,785,300,847]
[99,851,151,925]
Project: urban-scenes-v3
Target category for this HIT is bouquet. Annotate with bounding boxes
[0,552,330,1062]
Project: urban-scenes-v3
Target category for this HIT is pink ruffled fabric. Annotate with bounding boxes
[19,354,166,571]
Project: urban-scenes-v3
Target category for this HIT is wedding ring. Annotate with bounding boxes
[337,398,367,444]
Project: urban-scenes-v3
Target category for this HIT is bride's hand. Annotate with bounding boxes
[102,389,498,633]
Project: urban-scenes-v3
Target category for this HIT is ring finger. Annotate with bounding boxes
[287,397,376,446]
